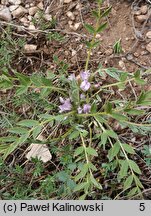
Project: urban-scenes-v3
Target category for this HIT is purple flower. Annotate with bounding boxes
[68,74,76,81]
[80,94,85,99]
[77,107,83,114]
[83,104,91,113]
[59,97,72,113]
[80,70,90,81]
[80,80,91,92]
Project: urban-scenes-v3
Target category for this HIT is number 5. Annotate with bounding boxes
[139,203,145,211]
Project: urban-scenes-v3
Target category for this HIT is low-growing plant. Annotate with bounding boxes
[0,0,151,199]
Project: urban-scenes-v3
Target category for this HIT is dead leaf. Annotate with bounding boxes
[26,135,52,163]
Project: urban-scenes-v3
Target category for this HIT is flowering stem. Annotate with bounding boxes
[85,2,101,71]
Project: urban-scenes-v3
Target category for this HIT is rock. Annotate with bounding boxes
[0,7,12,21]
[8,0,21,5]
[24,44,37,53]
[28,24,36,30]
[105,48,113,56]
[28,6,38,16]
[141,50,148,55]
[134,10,141,16]
[133,52,139,57]
[64,0,72,3]
[27,15,32,21]
[119,60,126,70]
[9,5,19,12]
[1,0,9,4]
[66,11,75,20]
[140,5,148,15]
[146,42,151,53]
[44,14,52,21]
[135,14,148,23]
[72,22,81,31]
[146,31,151,39]
[19,17,29,26]
[12,6,27,18]
[37,2,43,10]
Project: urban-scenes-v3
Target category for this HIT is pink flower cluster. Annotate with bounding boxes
[58,71,91,114]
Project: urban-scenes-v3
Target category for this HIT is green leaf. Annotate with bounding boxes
[74,182,88,192]
[15,72,31,86]
[108,142,120,161]
[17,120,39,128]
[90,175,102,189]
[106,130,118,139]
[74,146,84,157]
[86,147,98,156]
[88,162,97,171]
[129,160,141,174]
[124,175,134,190]
[92,10,99,18]
[69,130,80,140]
[75,164,88,181]
[84,24,95,34]
[100,6,112,18]
[3,132,30,160]
[96,22,107,33]
[120,72,128,82]
[134,175,143,188]
[122,144,135,154]
[118,160,129,179]
[127,187,138,197]
[16,86,28,95]
[39,114,54,120]
[111,113,128,121]
[32,125,43,139]
[124,109,145,115]
[99,132,108,147]
[105,102,112,114]
[8,127,28,135]
[135,78,146,85]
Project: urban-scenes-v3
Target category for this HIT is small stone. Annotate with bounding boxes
[8,0,21,5]
[44,14,52,21]
[28,24,36,30]
[105,48,113,56]
[96,34,101,39]
[64,0,72,3]
[12,6,27,18]
[9,5,18,12]
[134,10,141,16]
[24,44,37,52]
[30,3,34,7]
[141,50,148,55]
[19,17,29,26]
[1,0,9,4]
[25,4,30,9]
[27,15,32,21]
[146,42,151,53]
[76,3,81,10]
[135,15,148,23]
[133,52,139,57]
[28,6,38,16]
[119,60,126,70]
[73,22,81,31]
[37,2,43,10]
[0,7,12,21]
[66,11,75,20]
[71,49,77,57]
[146,31,151,39]
[140,5,148,15]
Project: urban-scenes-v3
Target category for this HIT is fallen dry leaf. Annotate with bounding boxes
[26,135,52,163]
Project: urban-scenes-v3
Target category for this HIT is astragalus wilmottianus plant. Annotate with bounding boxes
[0,0,151,199]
